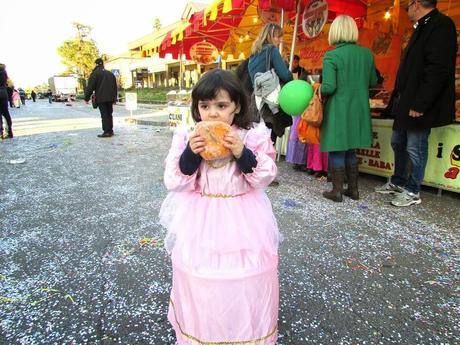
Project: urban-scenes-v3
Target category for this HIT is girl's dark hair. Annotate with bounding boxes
[191,69,251,129]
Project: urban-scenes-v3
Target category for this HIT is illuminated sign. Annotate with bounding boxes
[302,0,328,39]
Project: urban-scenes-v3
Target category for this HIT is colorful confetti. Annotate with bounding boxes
[0,105,458,344]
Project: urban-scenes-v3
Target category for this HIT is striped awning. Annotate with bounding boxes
[159,0,250,59]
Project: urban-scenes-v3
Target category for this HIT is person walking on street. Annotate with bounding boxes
[85,58,118,138]
[6,78,14,108]
[47,89,53,104]
[12,89,21,108]
[0,64,13,139]
[18,88,26,105]
[375,0,457,207]
[31,90,37,102]
[320,15,378,202]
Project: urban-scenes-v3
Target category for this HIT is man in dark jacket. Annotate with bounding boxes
[375,0,457,207]
[85,58,118,138]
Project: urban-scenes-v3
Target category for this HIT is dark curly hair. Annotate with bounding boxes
[191,69,251,129]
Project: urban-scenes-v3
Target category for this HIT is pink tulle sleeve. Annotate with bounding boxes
[242,123,278,188]
[164,129,199,192]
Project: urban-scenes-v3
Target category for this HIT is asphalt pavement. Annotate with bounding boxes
[0,100,458,344]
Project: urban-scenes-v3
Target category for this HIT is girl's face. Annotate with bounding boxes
[197,89,240,125]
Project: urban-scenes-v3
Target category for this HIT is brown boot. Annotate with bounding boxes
[344,163,359,200]
[322,167,345,202]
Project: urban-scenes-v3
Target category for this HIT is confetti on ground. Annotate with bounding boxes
[283,199,301,208]
[0,108,458,344]
[8,158,26,164]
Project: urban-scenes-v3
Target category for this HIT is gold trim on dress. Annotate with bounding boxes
[170,299,277,345]
[199,192,246,198]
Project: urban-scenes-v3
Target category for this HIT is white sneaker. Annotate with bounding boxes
[391,190,421,207]
[375,181,404,194]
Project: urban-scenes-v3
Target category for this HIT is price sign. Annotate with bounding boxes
[125,92,137,111]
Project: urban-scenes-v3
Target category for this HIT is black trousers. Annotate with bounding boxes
[98,102,114,133]
[7,88,13,107]
[0,98,12,132]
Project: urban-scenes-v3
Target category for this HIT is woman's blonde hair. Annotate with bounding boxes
[251,23,283,55]
[328,15,358,46]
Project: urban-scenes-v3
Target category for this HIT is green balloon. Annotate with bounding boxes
[278,80,314,116]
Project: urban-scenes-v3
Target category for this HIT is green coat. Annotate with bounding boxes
[320,42,377,152]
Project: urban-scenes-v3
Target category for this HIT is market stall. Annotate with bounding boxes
[158,0,460,192]
[358,120,460,193]
[268,0,460,193]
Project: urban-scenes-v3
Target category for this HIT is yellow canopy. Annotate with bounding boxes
[171,21,192,44]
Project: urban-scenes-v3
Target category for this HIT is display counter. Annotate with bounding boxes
[276,119,460,194]
[358,119,459,193]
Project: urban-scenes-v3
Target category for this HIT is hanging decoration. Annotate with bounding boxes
[190,41,220,65]
[391,0,400,33]
[302,0,329,38]
[257,6,287,24]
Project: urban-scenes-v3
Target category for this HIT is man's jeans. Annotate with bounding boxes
[390,128,431,194]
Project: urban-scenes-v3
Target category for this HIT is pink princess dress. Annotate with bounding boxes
[160,123,280,345]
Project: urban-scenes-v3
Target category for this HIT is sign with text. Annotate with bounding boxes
[125,92,137,111]
[357,119,460,193]
[356,120,394,177]
[190,42,219,65]
[168,103,194,130]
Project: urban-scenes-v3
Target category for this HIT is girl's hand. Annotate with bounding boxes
[223,130,244,158]
[189,131,206,155]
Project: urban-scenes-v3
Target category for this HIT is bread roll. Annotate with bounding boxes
[195,121,232,160]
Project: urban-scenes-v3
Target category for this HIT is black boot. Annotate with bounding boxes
[6,129,13,138]
[344,163,359,200]
[322,167,345,202]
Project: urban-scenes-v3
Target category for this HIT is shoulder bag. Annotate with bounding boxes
[253,46,281,112]
[301,84,322,127]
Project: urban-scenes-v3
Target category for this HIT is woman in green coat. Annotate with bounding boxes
[320,15,377,202]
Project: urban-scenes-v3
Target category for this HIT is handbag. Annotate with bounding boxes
[301,83,322,127]
[253,46,281,113]
[298,118,320,144]
[91,93,98,109]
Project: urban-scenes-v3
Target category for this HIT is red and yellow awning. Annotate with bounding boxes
[159,0,250,59]
[159,0,369,60]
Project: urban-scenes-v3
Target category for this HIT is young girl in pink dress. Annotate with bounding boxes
[160,69,280,345]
